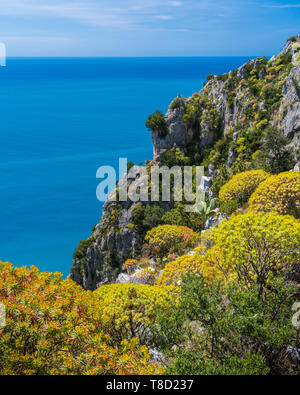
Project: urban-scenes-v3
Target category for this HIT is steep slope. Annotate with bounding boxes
[153,38,299,167]
[69,36,300,290]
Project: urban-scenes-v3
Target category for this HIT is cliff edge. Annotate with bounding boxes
[69,36,300,290]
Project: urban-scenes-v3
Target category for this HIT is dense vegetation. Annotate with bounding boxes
[249,171,300,215]
[146,40,298,190]
[156,274,299,375]
[1,37,300,375]
[0,263,162,375]
[219,169,269,213]
[144,225,198,261]
[145,110,169,138]
[1,167,299,374]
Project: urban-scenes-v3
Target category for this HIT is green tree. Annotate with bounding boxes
[261,127,296,173]
[162,202,203,232]
[161,148,190,167]
[145,110,169,138]
[155,274,299,375]
[163,201,216,232]
[132,203,165,234]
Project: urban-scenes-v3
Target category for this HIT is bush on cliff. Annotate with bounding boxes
[0,262,161,375]
[162,202,204,232]
[200,212,300,289]
[158,212,300,289]
[145,110,169,138]
[94,283,177,346]
[169,97,182,110]
[160,147,190,167]
[144,225,199,261]
[249,171,300,216]
[156,274,299,375]
[157,253,203,286]
[132,203,165,233]
[73,238,94,266]
[122,259,139,274]
[261,127,296,173]
[219,169,270,214]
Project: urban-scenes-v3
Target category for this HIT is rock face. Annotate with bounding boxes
[69,171,144,290]
[280,67,300,145]
[286,346,300,365]
[152,40,300,165]
[70,38,300,290]
[69,166,171,290]
[152,96,188,160]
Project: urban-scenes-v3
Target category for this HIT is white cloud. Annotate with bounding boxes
[169,1,183,6]
[1,35,73,43]
[0,0,239,33]
[0,1,139,28]
[265,3,300,8]
[155,15,174,20]
[0,0,185,29]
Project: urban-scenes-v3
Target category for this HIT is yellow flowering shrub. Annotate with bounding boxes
[144,225,198,261]
[135,268,158,285]
[205,212,300,288]
[249,171,300,215]
[0,262,162,375]
[158,254,203,286]
[158,246,228,287]
[158,212,299,289]
[122,259,139,274]
[195,246,231,284]
[194,246,207,255]
[94,283,178,345]
[219,170,269,211]
[200,227,216,249]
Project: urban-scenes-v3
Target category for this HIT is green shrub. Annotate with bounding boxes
[182,99,200,125]
[169,97,182,110]
[161,147,190,167]
[206,74,215,82]
[262,84,282,108]
[277,53,293,66]
[162,202,204,232]
[132,203,165,233]
[145,225,198,261]
[210,164,230,196]
[73,238,94,264]
[261,127,296,173]
[127,161,135,173]
[217,74,229,82]
[219,198,239,215]
[146,110,169,137]
[155,274,299,375]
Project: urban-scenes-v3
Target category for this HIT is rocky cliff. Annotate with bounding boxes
[69,171,145,290]
[69,36,300,290]
[153,38,299,163]
[70,166,173,290]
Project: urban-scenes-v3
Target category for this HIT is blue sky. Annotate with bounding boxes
[0,0,299,56]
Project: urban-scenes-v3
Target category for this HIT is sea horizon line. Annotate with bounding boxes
[5,55,266,59]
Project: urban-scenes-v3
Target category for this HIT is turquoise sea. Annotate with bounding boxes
[0,57,253,276]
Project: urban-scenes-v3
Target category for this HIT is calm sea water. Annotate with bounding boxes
[0,57,253,276]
